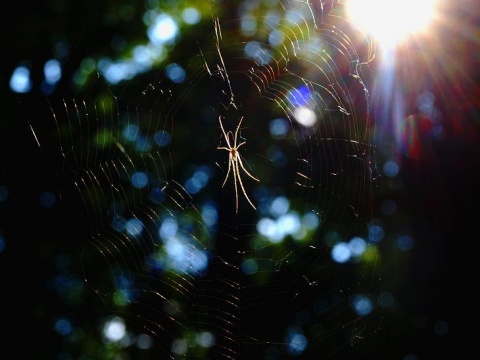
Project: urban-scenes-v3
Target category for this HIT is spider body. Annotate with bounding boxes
[217,116,259,213]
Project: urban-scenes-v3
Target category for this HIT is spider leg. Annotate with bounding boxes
[232,158,240,213]
[218,116,232,148]
[236,140,258,180]
[237,155,260,182]
[221,152,233,188]
[235,157,256,210]
[234,116,244,147]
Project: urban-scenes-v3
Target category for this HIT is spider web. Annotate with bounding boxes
[36,1,381,358]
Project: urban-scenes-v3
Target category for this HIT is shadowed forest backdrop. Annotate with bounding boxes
[2,1,480,359]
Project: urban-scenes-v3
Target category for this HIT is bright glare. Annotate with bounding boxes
[103,317,126,342]
[346,0,437,48]
[293,107,317,127]
[10,66,32,93]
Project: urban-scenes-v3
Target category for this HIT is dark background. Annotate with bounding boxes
[2,1,480,358]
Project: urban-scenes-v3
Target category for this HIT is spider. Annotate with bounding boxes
[217,116,259,213]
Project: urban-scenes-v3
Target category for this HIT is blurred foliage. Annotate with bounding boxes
[10,0,480,359]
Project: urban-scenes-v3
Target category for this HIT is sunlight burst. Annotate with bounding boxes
[346,0,438,48]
